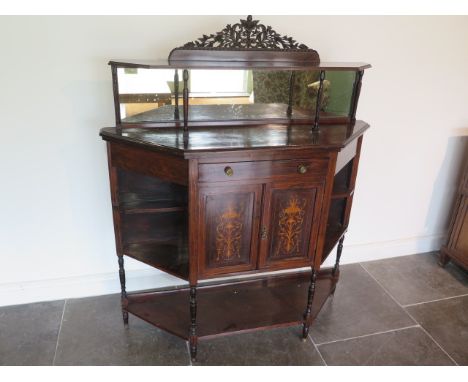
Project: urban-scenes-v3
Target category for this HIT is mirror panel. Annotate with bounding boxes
[117,68,355,124]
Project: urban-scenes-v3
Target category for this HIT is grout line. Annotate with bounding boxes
[186,341,193,366]
[403,308,459,366]
[359,264,459,366]
[314,325,420,347]
[308,334,327,365]
[402,293,468,308]
[52,299,67,366]
[358,263,413,311]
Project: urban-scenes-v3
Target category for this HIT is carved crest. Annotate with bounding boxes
[168,15,320,64]
[182,15,310,50]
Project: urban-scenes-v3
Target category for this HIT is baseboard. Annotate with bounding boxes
[0,233,446,308]
[0,268,186,308]
[321,232,446,267]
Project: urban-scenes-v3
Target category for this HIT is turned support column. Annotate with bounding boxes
[332,235,345,277]
[312,70,326,131]
[286,71,295,117]
[174,69,180,120]
[117,255,129,326]
[189,286,197,361]
[302,267,317,340]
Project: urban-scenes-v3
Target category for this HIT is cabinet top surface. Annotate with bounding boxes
[100,120,369,157]
[109,59,371,71]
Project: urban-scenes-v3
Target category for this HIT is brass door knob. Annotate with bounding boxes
[297,164,308,174]
[224,166,234,177]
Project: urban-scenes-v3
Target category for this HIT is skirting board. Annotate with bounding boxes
[0,233,445,308]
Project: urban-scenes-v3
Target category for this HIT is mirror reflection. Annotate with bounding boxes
[117,68,355,124]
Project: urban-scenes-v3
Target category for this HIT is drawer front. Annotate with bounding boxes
[198,158,329,183]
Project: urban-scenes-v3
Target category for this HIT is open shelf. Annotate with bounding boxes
[322,224,346,263]
[124,241,189,280]
[331,159,354,198]
[118,169,188,215]
[121,199,187,214]
[126,268,336,340]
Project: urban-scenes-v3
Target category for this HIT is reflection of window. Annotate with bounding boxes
[117,68,174,93]
[190,70,249,95]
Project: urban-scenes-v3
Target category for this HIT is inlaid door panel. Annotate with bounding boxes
[258,182,324,269]
[198,184,262,278]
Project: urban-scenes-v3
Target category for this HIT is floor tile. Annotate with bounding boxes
[406,295,468,365]
[54,294,189,365]
[317,327,454,365]
[0,300,64,365]
[309,264,414,344]
[195,326,324,365]
[361,252,468,306]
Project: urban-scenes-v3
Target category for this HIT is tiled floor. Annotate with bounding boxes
[0,252,467,366]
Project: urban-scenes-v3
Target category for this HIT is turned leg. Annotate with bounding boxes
[118,255,129,327]
[331,235,345,294]
[302,268,317,340]
[189,286,198,361]
[438,251,450,267]
[332,235,345,277]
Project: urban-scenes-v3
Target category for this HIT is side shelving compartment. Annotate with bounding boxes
[322,159,355,263]
[117,169,189,280]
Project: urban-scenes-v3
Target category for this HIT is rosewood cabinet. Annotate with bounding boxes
[100,15,371,362]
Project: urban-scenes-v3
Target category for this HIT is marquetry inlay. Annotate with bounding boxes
[215,204,243,261]
[274,195,306,257]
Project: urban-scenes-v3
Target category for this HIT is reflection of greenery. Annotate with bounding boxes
[124,68,138,75]
[252,71,330,112]
[325,71,354,115]
[251,70,355,115]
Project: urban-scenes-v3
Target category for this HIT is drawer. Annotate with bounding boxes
[198,158,329,183]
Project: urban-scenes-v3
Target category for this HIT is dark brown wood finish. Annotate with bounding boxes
[109,59,371,71]
[101,123,367,358]
[109,141,188,185]
[258,181,324,270]
[440,161,468,270]
[106,143,128,326]
[101,18,370,361]
[125,268,337,340]
[100,121,369,156]
[313,70,326,131]
[198,184,263,278]
[111,65,122,126]
[174,69,180,120]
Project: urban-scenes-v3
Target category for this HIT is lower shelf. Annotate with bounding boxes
[126,268,337,340]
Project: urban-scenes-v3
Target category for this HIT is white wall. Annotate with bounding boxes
[1,16,467,306]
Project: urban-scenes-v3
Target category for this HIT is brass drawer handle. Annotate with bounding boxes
[297,164,308,174]
[224,166,234,177]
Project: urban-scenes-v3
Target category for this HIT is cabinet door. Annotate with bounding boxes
[258,182,324,269]
[198,184,262,278]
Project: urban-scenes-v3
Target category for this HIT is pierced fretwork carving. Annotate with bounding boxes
[169,15,320,64]
[181,15,311,50]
